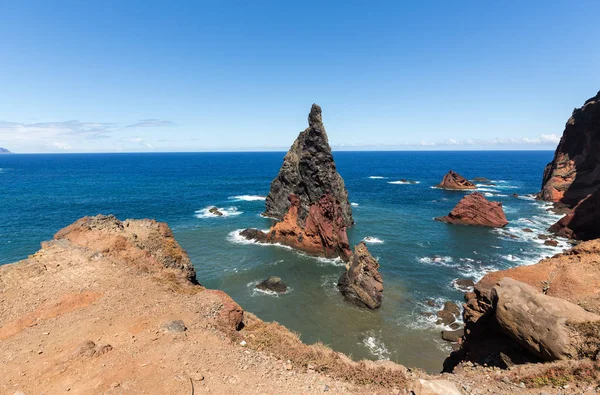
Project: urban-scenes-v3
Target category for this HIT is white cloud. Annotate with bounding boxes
[130,137,153,148]
[52,142,72,150]
[126,119,176,128]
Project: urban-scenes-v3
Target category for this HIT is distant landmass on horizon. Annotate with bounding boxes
[0,147,12,154]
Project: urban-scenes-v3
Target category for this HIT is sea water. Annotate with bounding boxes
[0,151,565,372]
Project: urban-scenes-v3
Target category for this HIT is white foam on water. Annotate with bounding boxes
[368,176,386,179]
[228,230,346,266]
[361,331,390,360]
[387,180,421,185]
[417,256,455,267]
[227,229,292,249]
[451,278,474,293]
[228,195,266,202]
[363,236,384,244]
[401,297,464,332]
[195,206,243,218]
[314,256,346,267]
[351,202,359,207]
[475,187,500,193]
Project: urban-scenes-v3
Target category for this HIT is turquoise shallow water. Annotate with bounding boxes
[0,151,567,372]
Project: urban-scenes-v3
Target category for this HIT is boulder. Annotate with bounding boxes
[255,276,287,293]
[441,329,464,343]
[492,278,600,361]
[436,170,476,190]
[263,104,353,226]
[544,239,559,247]
[549,187,600,241]
[242,193,352,261]
[435,192,508,228]
[540,91,600,206]
[338,242,383,309]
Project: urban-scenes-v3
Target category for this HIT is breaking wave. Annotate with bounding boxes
[195,206,243,218]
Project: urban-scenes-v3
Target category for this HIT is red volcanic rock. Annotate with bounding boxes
[241,194,352,262]
[549,188,600,240]
[436,170,476,190]
[435,193,508,228]
[540,91,600,205]
[338,242,383,309]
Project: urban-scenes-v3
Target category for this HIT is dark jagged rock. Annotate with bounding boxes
[263,104,353,227]
[255,276,287,294]
[442,329,464,343]
[436,170,476,190]
[549,188,600,241]
[540,91,600,206]
[435,193,508,228]
[453,278,475,292]
[209,207,223,217]
[338,242,383,309]
[241,194,352,261]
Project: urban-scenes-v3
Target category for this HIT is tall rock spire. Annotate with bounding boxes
[263,104,354,227]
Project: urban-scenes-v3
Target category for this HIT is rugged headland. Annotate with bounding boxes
[0,147,12,154]
[3,215,597,394]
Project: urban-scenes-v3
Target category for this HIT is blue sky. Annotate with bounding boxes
[0,1,598,153]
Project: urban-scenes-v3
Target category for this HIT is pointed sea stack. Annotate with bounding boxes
[436,170,476,190]
[435,192,508,228]
[338,242,383,309]
[540,91,600,206]
[263,104,353,226]
[242,105,353,261]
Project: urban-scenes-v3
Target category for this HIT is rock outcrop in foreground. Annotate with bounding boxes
[446,239,600,371]
[436,170,476,190]
[1,215,597,393]
[435,192,508,228]
[241,194,352,261]
[540,91,600,206]
[338,242,383,309]
[263,104,353,227]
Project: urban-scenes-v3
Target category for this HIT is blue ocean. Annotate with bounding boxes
[0,151,566,372]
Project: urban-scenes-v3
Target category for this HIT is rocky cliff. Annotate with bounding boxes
[1,215,597,394]
[435,192,508,228]
[338,242,383,309]
[540,91,600,206]
[241,193,352,261]
[263,104,353,227]
[445,239,600,371]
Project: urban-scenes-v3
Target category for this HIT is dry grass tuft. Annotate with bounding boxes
[240,313,409,388]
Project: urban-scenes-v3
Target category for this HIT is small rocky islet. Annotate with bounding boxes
[4,92,600,393]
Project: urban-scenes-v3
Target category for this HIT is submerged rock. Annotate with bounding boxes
[436,301,461,326]
[209,207,223,216]
[338,242,383,309]
[436,170,476,190]
[453,278,475,292]
[540,91,600,206]
[435,193,508,228]
[255,276,287,294]
[263,104,353,227]
[242,194,352,261]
